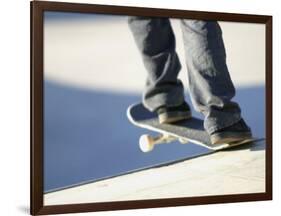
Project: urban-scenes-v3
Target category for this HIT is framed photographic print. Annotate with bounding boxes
[31,0,272,215]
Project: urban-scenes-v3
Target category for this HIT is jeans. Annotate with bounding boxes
[128,17,242,134]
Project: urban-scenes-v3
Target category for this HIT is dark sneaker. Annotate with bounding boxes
[156,102,192,124]
[210,119,252,145]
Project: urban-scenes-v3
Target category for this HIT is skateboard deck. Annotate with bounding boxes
[127,103,259,152]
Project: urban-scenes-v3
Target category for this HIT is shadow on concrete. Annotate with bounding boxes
[44,80,265,192]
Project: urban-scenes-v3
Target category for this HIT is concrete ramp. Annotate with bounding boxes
[44,140,265,206]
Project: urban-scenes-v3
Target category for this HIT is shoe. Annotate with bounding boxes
[156,102,192,124]
[210,119,252,145]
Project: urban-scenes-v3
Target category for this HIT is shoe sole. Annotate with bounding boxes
[158,111,192,124]
[210,131,252,145]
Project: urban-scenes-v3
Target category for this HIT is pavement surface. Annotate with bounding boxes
[44,139,265,205]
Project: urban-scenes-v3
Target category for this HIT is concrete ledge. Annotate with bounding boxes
[44,140,265,206]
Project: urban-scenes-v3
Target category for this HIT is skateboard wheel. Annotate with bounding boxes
[139,134,154,152]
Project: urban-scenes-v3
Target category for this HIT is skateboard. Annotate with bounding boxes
[127,103,259,153]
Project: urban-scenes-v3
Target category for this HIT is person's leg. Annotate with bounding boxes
[180,20,251,143]
[128,16,191,123]
[128,16,184,111]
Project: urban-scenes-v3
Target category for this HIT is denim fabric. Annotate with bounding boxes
[128,17,242,134]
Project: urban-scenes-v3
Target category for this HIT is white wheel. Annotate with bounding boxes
[139,134,155,152]
[179,138,189,144]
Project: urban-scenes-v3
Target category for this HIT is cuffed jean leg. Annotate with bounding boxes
[180,20,241,134]
[128,16,185,112]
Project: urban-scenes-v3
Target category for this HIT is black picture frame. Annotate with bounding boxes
[31,1,272,215]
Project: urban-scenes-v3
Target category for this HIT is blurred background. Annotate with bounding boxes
[43,11,265,192]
